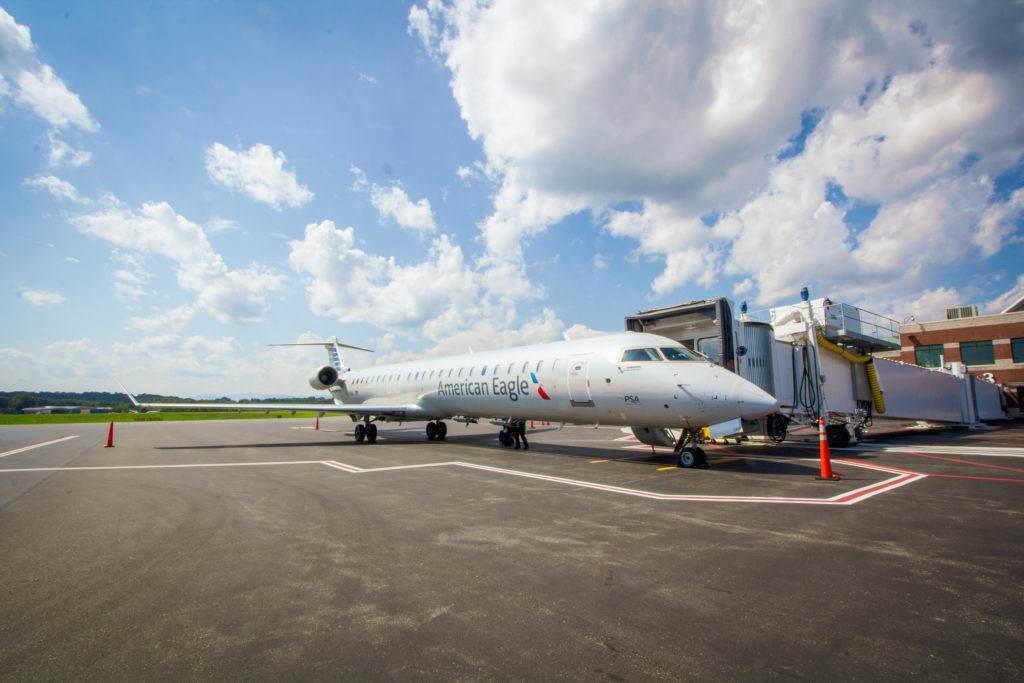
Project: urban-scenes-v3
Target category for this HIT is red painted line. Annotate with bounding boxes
[905,451,1024,474]
[908,473,1024,483]
[323,460,363,473]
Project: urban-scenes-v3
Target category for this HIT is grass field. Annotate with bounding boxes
[0,411,336,425]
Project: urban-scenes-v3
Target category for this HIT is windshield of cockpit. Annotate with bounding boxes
[620,346,704,362]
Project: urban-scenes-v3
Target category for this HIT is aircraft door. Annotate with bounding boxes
[567,360,594,407]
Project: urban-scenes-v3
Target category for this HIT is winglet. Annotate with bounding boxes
[116,379,140,407]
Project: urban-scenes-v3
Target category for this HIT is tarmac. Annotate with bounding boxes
[1,417,1022,680]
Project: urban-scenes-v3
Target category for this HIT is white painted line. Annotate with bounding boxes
[0,435,79,459]
[856,443,1024,458]
[0,460,324,473]
[0,454,926,505]
[325,458,925,506]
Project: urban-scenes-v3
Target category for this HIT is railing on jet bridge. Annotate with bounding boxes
[822,302,900,348]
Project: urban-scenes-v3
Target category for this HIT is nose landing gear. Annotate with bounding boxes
[673,428,708,468]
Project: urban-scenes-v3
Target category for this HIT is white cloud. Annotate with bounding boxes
[0,8,98,133]
[20,289,64,306]
[287,219,585,357]
[289,220,483,336]
[0,334,303,396]
[73,200,285,324]
[410,0,1024,314]
[23,174,84,203]
[370,184,436,234]
[205,142,313,210]
[47,131,91,167]
[350,166,437,234]
[126,304,197,334]
[986,274,1024,315]
[206,217,240,233]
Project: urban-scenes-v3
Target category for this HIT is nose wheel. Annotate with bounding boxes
[673,428,708,468]
[677,446,706,468]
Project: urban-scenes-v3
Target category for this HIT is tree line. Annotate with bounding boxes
[0,391,334,413]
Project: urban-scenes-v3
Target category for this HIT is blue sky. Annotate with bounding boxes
[2,1,1022,396]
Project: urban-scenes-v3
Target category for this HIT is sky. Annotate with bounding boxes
[2,0,1023,397]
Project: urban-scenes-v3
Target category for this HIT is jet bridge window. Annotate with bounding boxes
[697,337,720,363]
[661,347,702,361]
[620,348,662,362]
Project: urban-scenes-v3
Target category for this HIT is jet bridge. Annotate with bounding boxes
[626,296,1006,446]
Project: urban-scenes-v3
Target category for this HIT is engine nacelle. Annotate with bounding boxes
[309,365,339,391]
[630,426,680,447]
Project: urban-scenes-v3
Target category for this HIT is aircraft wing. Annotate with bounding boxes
[117,382,431,419]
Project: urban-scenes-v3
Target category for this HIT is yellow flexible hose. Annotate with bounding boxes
[816,334,886,414]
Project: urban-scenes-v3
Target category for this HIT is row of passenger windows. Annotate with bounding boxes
[349,345,702,385]
[350,359,560,385]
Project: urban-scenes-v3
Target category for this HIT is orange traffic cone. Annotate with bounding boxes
[315,416,320,430]
[105,421,114,448]
[816,417,841,480]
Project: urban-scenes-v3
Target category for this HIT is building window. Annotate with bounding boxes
[959,340,994,366]
[1012,338,1024,364]
[914,344,944,368]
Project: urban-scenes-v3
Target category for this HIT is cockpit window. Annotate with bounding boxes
[661,346,703,361]
[621,347,662,362]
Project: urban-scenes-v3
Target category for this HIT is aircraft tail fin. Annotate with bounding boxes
[268,338,373,373]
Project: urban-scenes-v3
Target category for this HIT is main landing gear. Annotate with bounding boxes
[673,428,708,468]
[425,421,448,441]
[354,421,378,443]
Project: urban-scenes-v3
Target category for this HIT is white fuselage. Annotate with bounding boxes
[332,332,778,429]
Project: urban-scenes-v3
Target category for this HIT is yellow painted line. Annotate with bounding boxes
[657,465,678,471]
[590,459,610,463]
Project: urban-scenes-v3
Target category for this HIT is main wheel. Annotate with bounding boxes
[354,423,366,443]
[426,422,439,441]
[366,423,378,443]
[437,421,447,439]
[499,429,513,447]
[678,447,698,468]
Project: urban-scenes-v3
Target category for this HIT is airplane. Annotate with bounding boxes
[121,331,779,467]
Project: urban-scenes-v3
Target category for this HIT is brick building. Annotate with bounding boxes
[892,296,1024,409]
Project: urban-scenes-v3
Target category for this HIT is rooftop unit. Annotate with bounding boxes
[946,305,979,320]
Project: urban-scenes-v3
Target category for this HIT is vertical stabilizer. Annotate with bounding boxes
[268,338,374,376]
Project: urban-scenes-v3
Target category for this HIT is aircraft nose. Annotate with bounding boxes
[735,379,780,419]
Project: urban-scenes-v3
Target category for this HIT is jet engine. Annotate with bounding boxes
[309,365,339,391]
[631,427,680,447]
